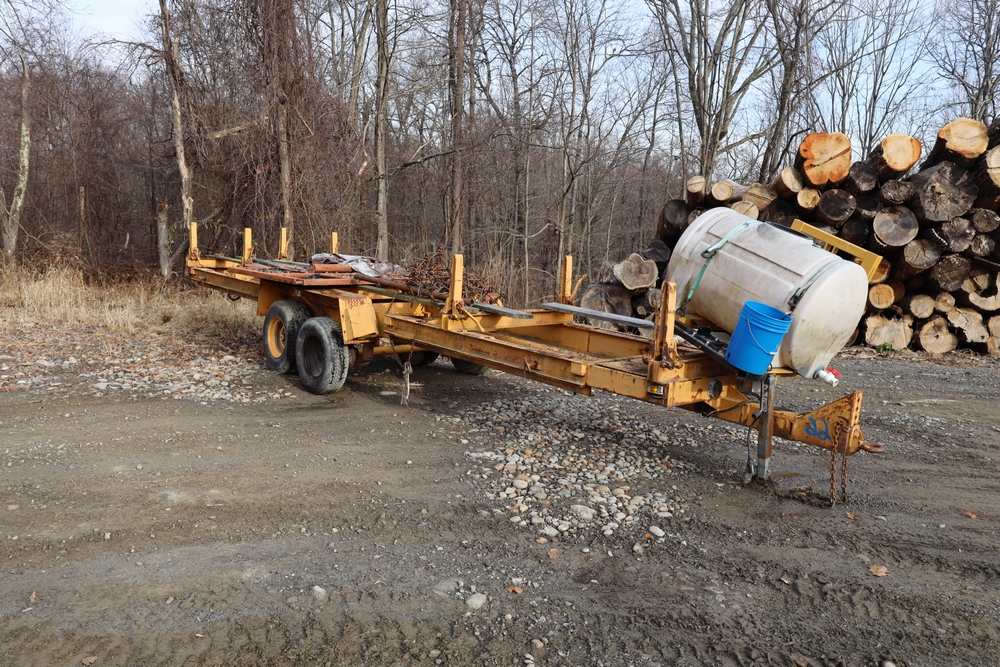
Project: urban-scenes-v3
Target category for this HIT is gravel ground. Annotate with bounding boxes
[3,318,1000,666]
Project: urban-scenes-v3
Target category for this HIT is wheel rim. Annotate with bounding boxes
[266,318,286,358]
[301,334,326,380]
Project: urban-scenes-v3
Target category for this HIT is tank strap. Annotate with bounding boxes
[788,259,839,310]
[678,220,761,315]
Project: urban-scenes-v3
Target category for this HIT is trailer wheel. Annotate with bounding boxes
[407,351,439,366]
[450,357,487,375]
[263,300,311,373]
[296,317,350,394]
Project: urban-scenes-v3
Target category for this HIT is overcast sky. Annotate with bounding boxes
[69,0,153,41]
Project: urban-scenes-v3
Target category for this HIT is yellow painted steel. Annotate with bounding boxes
[278,228,289,261]
[791,218,883,282]
[242,228,253,265]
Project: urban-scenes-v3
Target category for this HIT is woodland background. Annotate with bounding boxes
[0,0,995,304]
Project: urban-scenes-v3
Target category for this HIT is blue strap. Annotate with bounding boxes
[679,220,761,314]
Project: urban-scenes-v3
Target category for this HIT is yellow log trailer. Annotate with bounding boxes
[185,223,884,503]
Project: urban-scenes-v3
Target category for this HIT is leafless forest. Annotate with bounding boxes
[0,0,994,304]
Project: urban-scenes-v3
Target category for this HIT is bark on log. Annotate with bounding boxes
[902,238,942,271]
[725,180,748,202]
[873,206,919,247]
[887,279,906,302]
[973,145,1000,209]
[796,188,821,214]
[729,200,759,219]
[907,162,978,223]
[815,189,856,227]
[866,134,922,182]
[901,294,935,319]
[796,132,853,187]
[923,118,989,170]
[613,253,659,290]
[868,283,897,309]
[705,181,734,207]
[842,161,879,195]
[930,254,972,292]
[769,167,803,199]
[960,265,992,293]
[685,175,706,208]
[864,313,913,350]
[947,307,990,343]
[879,179,914,205]
[656,199,691,248]
[839,217,870,246]
[916,316,959,354]
[579,283,633,329]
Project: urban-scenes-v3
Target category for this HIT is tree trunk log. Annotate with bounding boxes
[796,132,853,187]
[631,288,662,317]
[705,181,734,207]
[967,288,1000,311]
[922,118,989,170]
[796,188,821,214]
[988,315,1000,356]
[685,175,706,208]
[730,200,759,219]
[866,134,922,182]
[973,145,1000,209]
[873,206,919,247]
[842,161,879,194]
[908,162,978,223]
[926,217,975,253]
[965,234,996,259]
[935,292,957,314]
[853,195,881,220]
[769,166,803,199]
[814,189,856,227]
[930,254,972,292]
[916,316,958,354]
[968,208,1000,233]
[613,253,658,290]
[864,313,913,350]
[961,265,992,293]
[902,238,942,271]
[879,179,914,205]
[639,239,671,271]
[868,283,897,309]
[655,199,691,248]
[742,182,777,211]
[762,198,798,226]
[901,294,935,319]
[580,283,633,329]
[839,217,871,246]
[870,257,891,284]
[947,307,990,343]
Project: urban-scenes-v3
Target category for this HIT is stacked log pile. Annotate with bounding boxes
[582,117,1000,356]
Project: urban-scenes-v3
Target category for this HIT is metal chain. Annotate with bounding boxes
[829,448,838,506]
[841,450,849,503]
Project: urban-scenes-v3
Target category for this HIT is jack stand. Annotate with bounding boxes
[755,374,776,481]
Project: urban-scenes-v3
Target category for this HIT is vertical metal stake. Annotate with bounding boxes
[756,374,776,480]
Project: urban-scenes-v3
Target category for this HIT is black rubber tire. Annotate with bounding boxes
[296,317,350,394]
[450,357,487,375]
[406,350,439,367]
[263,300,312,373]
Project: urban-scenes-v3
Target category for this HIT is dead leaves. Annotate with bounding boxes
[82,658,97,666]
[547,548,561,560]
[846,512,860,521]
[961,510,978,519]
[869,564,889,577]
[505,585,523,594]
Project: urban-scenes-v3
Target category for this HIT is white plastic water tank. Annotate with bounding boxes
[665,208,869,379]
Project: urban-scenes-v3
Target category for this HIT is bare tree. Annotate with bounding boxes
[931,0,1000,122]
[647,0,776,181]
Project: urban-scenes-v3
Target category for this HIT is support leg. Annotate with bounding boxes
[756,374,775,480]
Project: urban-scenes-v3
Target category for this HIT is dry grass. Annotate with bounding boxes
[0,260,262,353]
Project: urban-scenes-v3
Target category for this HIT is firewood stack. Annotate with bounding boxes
[580,117,1000,356]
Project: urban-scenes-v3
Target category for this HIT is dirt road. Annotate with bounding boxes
[2,338,1000,667]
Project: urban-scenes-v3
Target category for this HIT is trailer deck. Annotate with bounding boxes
[185,224,883,503]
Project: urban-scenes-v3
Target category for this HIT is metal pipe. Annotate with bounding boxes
[356,275,449,301]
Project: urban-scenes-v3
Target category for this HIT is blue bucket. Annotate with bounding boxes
[725,301,793,376]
